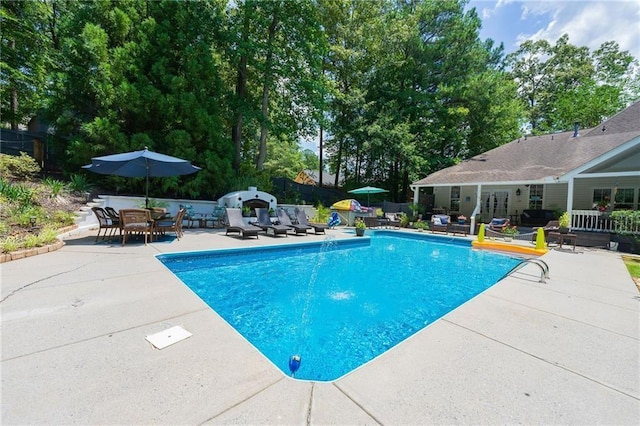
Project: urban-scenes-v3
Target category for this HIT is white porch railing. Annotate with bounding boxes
[571,210,640,234]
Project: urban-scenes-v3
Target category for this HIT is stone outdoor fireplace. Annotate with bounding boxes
[218,187,277,215]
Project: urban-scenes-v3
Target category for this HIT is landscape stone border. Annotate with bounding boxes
[0,225,77,264]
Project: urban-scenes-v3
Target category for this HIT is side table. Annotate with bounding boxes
[548,231,577,251]
[449,223,471,236]
[198,215,217,228]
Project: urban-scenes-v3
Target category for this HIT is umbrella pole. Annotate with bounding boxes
[145,162,150,209]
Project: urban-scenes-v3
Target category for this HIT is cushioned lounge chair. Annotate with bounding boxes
[488,217,510,232]
[384,212,401,228]
[225,208,261,239]
[431,214,450,233]
[531,220,560,242]
[295,208,327,234]
[277,208,311,235]
[255,208,290,237]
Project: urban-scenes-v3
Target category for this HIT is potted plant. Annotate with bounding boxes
[502,225,519,241]
[414,220,429,232]
[558,211,570,234]
[354,217,366,236]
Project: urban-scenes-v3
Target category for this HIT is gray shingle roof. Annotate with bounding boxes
[413,101,640,186]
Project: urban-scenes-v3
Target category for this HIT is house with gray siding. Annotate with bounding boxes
[411,100,640,234]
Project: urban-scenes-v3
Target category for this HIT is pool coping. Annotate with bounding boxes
[2,226,638,424]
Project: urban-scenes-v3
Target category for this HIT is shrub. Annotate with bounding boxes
[23,233,40,248]
[0,178,37,206]
[611,210,640,235]
[52,210,77,227]
[42,177,67,198]
[399,212,410,227]
[502,225,520,236]
[0,221,9,236]
[67,174,95,194]
[139,198,169,208]
[37,226,60,245]
[313,203,331,223]
[13,206,46,227]
[1,236,20,253]
[558,212,570,228]
[414,220,429,230]
[0,152,41,179]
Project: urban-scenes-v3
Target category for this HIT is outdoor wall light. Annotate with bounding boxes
[516,188,521,197]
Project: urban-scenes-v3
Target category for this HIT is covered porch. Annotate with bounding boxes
[412,173,639,236]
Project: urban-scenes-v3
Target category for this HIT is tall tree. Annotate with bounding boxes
[48,0,232,198]
[506,34,638,133]
[1,0,55,129]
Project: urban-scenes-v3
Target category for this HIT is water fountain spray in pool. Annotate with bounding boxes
[290,235,337,376]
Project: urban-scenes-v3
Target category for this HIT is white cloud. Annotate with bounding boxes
[518,1,640,59]
[477,0,515,19]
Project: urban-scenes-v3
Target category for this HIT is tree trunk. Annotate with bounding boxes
[334,137,343,188]
[256,8,279,171]
[401,168,409,202]
[319,124,323,187]
[232,11,250,172]
[10,39,18,130]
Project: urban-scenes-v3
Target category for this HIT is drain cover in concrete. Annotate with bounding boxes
[145,326,192,349]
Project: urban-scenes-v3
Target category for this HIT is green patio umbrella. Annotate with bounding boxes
[348,186,389,207]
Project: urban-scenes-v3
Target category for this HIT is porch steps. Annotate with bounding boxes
[74,198,105,229]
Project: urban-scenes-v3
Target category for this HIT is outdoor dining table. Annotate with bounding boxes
[148,210,170,241]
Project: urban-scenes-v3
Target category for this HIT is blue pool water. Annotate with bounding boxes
[157,231,520,381]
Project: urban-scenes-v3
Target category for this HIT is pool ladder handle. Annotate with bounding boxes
[501,258,550,283]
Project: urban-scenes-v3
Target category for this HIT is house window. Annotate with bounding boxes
[528,184,543,209]
[614,188,634,210]
[450,186,460,212]
[593,188,612,211]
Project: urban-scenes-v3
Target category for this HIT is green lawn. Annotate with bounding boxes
[622,256,640,291]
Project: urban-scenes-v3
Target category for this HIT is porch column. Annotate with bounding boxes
[566,178,574,227]
[413,186,420,207]
[470,184,482,235]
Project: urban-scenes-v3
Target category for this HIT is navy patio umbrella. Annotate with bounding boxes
[83,147,201,208]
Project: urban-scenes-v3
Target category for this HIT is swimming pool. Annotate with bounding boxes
[157,231,521,381]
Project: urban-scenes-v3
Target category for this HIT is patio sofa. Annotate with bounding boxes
[520,209,556,227]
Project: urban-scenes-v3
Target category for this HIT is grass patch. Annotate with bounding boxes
[622,255,640,279]
[622,256,640,293]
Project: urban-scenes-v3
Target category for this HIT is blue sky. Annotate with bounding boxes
[468,0,640,59]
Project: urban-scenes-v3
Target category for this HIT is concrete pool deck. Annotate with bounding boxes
[1,227,638,424]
